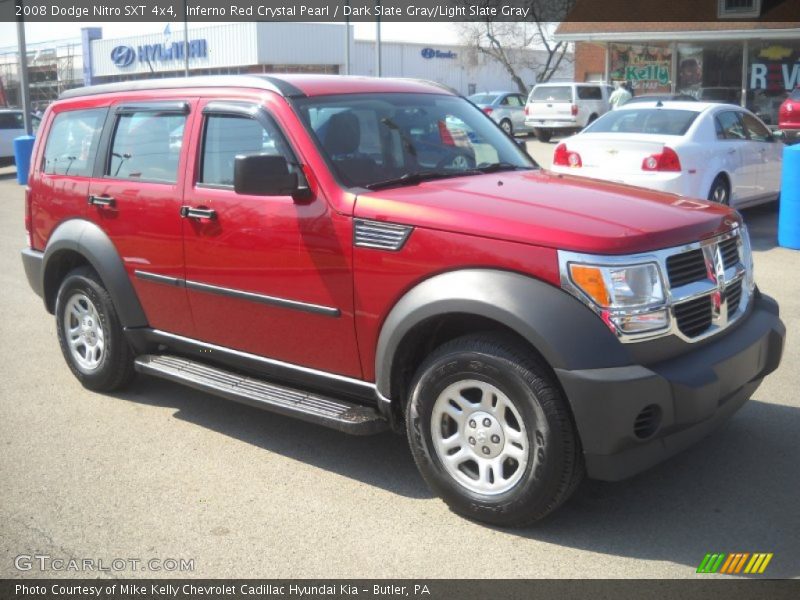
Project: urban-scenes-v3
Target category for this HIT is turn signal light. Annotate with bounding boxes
[642,147,681,172]
[569,265,610,307]
[571,104,578,116]
[553,143,582,168]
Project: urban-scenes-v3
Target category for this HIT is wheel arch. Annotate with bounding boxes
[374,269,631,415]
[42,219,148,328]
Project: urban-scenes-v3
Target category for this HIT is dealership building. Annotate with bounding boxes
[0,22,572,107]
[556,0,800,126]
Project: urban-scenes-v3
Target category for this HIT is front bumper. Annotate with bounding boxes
[556,292,785,481]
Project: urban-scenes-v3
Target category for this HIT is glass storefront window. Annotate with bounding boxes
[609,43,672,94]
[747,40,800,126]
[677,42,743,104]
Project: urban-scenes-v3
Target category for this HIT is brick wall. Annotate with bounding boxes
[574,42,606,82]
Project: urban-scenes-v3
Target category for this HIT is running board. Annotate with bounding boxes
[134,355,388,435]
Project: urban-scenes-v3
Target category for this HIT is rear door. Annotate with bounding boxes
[715,110,756,201]
[87,100,196,337]
[528,85,574,123]
[740,111,782,197]
[504,94,527,131]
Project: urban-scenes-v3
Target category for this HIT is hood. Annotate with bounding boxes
[353,169,740,255]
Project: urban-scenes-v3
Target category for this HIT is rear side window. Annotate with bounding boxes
[200,115,282,186]
[530,86,572,103]
[0,112,23,129]
[577,86,602,100]
[716,111,746,140]
[108,111,186,183]
[42,108,106,177]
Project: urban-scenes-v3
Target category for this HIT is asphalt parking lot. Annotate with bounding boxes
[1,147,798,579]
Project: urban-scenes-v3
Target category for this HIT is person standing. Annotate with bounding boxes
[609,81,632,109]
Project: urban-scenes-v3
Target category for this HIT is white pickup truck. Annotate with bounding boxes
[525,82,613,142]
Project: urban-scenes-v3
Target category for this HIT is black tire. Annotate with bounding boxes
[55,266,135,392]
[708,174,731,205]
[406,334,584,527]
[533,128,551,143]
[500,119,513,136]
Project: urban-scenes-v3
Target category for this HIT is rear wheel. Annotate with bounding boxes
[55,267,135,392]
[406,334,584,527]
[533,128,552,143]
[500,119,513,136]
[708,175,730,205]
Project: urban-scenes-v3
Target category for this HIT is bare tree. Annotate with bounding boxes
[458,1,575,95]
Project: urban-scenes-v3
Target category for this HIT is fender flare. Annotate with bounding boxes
[374,269,633,400]
[42,219,148,328]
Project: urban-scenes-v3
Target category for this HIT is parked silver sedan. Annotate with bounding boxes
[468,91,531,136]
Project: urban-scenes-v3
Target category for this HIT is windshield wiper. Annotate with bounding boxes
[364,170,461,191]
[472,162,534,174]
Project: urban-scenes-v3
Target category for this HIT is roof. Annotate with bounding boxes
[58,74,456,101]
[556,0,800,40]
[616,101,735,112]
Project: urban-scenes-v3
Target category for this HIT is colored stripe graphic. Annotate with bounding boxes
[698,553,773,574]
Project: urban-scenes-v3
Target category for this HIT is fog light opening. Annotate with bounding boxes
[634,404,662,440]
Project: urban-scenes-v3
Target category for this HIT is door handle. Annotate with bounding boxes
[88,195,116,208]
[727,149,737,155]
[180,206,217,220]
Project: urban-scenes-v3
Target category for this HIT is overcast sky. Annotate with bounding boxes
[0,21,462,49]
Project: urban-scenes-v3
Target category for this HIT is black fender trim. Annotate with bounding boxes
[374,269,632,401]
[42,219,148,328]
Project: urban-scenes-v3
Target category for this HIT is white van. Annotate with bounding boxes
[524,83,613,142]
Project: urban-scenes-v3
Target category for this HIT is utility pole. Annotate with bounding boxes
[374,0,382,77]
[183,0,189,77]
[344,1,350,75]
[16,5,32,135]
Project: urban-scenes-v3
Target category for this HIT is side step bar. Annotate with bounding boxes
[134,355,388,435]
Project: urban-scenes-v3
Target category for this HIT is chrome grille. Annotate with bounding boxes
[719,237,739,270]
[666,249,706,287]
[674,296,713,338]
[354,219,413,251]
[727,279,743,314]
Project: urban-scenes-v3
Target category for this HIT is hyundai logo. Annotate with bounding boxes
[111,45,136,68]
[421,47,436,59]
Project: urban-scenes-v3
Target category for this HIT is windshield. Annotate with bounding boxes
[294,93,535,189]
[584,108,700,136]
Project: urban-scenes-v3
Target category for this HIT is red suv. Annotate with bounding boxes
[21,75,784,526]
[778,86,800,143]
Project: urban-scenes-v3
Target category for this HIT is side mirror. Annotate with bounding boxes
[234,153,298,196]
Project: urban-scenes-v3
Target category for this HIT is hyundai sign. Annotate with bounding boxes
[421,48,457,60]
[111,39,208,69]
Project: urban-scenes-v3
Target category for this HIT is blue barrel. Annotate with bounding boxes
[13,135,36,186]
[778,144,800,249]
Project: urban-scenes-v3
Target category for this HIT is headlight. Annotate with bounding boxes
[741,225,755,293]
[565,261,669,335]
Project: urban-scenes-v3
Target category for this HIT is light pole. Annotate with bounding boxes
[183,0,189,77]
[16,5,32,134]
[374,0,382,77]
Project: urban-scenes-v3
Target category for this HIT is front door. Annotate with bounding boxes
[87,100,196,337]
[180,99,361,378]
[740,111,783,197]
[715,110,757,202]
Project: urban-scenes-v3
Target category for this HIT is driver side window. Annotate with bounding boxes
[200,114,280,186]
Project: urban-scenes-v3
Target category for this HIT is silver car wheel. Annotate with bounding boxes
[63,292,105,372]
[431,379,529,495]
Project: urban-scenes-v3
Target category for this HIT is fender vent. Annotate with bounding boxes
[634,404,662,440]
[354,219,413,251]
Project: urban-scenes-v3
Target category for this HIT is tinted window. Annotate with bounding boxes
[0,112,23,129]
[740,112,771,142]
[577,86,602,100]
[717,111,747,140]
[42,109,106,177]
[108,111,186,183]
[201,115,282,186]
[585,109,699,136]
[530,86,572,103]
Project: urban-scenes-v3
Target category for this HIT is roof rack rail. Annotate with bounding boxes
[59,75,306,100]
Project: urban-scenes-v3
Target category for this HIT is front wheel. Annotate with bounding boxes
[500,119,513,136]
[406,335,584,527]
[55,266,135,392]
